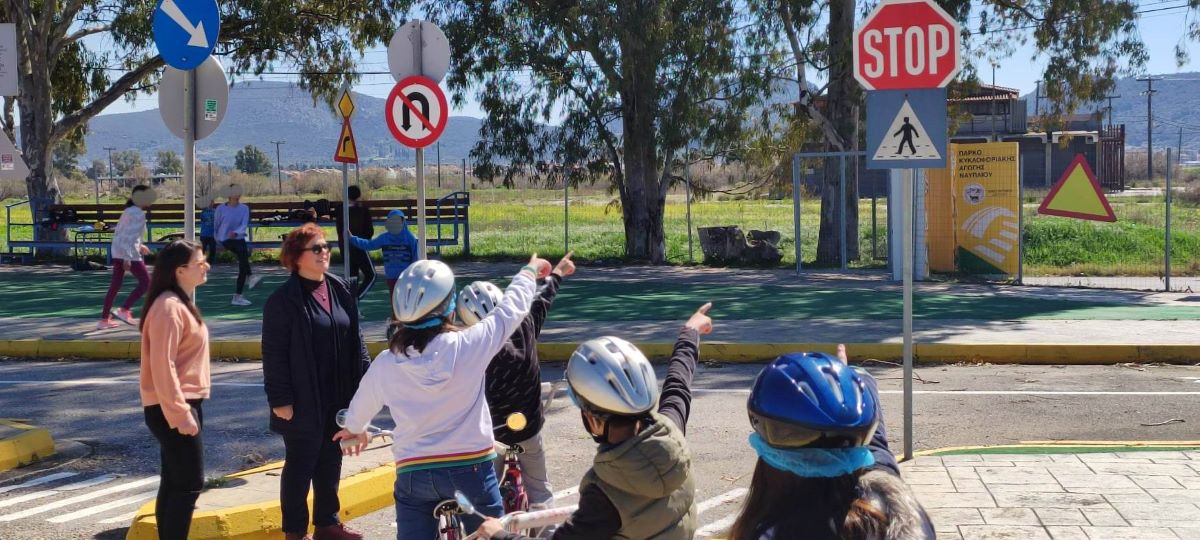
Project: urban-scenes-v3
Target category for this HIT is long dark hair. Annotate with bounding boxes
[388,320,461,356]
[729,459,887,540]
[140,240,205,331]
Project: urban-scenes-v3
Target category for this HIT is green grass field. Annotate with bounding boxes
[4,188,1199,276]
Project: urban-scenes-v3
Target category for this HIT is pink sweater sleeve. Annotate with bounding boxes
[145,302,193,428]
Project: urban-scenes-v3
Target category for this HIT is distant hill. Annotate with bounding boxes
[1022,72,1200,154]
[83,81,483,168]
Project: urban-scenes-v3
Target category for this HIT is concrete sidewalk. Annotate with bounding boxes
[909,450,1200,539]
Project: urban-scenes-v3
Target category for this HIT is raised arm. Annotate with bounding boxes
[657,303,712,434]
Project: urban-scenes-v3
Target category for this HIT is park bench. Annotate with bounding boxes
[2,192,470,263]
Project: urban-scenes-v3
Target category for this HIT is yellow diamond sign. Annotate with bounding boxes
[337,89,355,119]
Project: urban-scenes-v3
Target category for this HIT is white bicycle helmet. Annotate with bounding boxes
[567,336,659,416]
[456,281,504,326]
[393,259,456,324]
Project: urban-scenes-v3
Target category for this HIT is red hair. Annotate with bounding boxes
[280,223,326,272]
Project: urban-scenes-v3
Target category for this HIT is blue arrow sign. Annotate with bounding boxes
[153,0,220,70]
[866,88,948,169]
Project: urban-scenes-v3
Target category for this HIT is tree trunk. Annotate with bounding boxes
[618,18,667,264]
[815,0,861,265]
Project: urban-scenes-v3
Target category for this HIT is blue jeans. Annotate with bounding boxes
[394,463,503,540]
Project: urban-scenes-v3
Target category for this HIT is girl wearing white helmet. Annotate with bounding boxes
[457,252,576,526]
[475,303,714,540]
[335,254,552,540]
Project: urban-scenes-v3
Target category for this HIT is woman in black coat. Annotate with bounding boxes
[262,223,370,540]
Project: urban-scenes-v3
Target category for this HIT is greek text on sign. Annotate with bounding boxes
[385,75,449,149]
[853,0,961,90]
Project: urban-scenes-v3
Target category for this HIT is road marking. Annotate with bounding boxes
[4,380,1200,396]
[0,476,158,522]
[0,474,117,509]
[0,472,78,495]
[696,488,748,515]
[553,485,578,500]
[695,513,739,538]
[46,490,157,523]
[98,509,139,525]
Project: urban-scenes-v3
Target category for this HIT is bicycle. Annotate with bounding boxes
[438,490,578,540]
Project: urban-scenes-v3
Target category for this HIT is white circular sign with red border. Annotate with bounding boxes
[385,75,449,149]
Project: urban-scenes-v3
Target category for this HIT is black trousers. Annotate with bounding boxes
[281,434,344,532]
[349,246,376,301]
[221,239,252,294]
[201,236,218,264]
[144,400,204,540]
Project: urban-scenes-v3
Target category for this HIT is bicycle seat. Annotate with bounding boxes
[433,499,464,518]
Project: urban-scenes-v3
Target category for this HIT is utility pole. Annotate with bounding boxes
[990,64,997,141]
[270,140,286,195]
[1137,76,1160,182]
[1179,127,1184,166]
[1034,81,1042,118]
[1103,94,1121,128]
[104,146,116,189]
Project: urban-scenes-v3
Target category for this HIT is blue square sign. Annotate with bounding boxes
[866,88,948,169]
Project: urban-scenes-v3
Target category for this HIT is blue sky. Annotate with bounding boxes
[98,6,1198,120]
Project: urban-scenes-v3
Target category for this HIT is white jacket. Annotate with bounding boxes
[342,268,538,471]
[110,206,146,261]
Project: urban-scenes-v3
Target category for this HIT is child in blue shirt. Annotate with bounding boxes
[348,209,420,296]
[198,195,217,263]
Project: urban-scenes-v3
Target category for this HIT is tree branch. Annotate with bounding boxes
[52,0,90,47]
[986,0,1044,23]
[52,57,165,142]
[779,1,846,150]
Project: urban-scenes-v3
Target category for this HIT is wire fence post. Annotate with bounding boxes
[685,151,694,264]
[1166,147,1173,292]
[564,178,569,254]
[839,154,848,270]
[792,154,802,274]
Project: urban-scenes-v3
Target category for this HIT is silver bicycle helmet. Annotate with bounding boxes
[393,259,456,323]
[456,281,504,326]
[566,336,659,416]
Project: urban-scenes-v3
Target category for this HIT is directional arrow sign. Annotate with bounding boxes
[153,0,220,70]
[385,76,449,148]
[333,120,359,164]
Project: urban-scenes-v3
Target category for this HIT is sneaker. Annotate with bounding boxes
[96,319,120,330]
[246,274,263,290]
[313,523,364,540]
[231,295,252,307]
[113,308,137,326]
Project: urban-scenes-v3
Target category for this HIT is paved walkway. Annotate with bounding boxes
[907,451,1200,540]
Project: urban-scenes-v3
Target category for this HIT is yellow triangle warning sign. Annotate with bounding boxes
[1038,155,1115,222]
[333,119,358,164]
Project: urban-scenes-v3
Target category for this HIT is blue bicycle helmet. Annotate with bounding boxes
[748,352,879,449]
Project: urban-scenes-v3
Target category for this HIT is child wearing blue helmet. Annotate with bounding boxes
[730,345,934,540]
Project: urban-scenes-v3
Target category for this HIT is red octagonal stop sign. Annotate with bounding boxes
[853,0,961,91]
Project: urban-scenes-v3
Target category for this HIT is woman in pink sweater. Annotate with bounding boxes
[139,240,211,540]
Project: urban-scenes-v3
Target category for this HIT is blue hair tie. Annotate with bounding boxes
[748,433,875,478]
[403,297,457,330]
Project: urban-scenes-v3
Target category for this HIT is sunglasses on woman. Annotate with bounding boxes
[307,243,331,254]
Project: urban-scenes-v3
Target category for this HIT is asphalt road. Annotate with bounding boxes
[1,358,1198,539]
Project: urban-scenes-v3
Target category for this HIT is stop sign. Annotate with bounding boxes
[853,0,961,90]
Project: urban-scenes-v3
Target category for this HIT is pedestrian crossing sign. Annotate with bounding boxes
[866,88,948,169]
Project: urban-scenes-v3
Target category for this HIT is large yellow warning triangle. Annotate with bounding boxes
[1038,155,1115,222]
[333,119,358,164]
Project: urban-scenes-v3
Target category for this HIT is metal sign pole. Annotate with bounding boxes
[414,23,428,259]
[342,162,350,280]
[184,69,196,241]
[902,167,915,461]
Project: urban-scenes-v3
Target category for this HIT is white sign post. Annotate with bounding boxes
[387,20,452,260]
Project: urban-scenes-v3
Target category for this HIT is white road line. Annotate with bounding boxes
[0,476,158,522]
[0,474,117,509]
[0,472,78,495]
[4,380,1200,396]
[553,485,578,500]
[98,509,139,525]
[696,488,748,515]
[696,513,739,538]
[47,490,157,523]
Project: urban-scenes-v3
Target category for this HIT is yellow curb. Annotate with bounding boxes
[912,441,1200,457]
[0,419,56,472]
[4,339,1200,365]
[126,463,396,540]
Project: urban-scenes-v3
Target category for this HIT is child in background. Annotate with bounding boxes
[348,209,420,297]
[198,195,217,263]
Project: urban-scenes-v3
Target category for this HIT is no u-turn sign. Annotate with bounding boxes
[386,75,449,149]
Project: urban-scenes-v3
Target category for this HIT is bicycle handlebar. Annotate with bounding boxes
[499,504,578,532]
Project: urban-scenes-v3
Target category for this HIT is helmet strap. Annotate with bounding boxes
[403,296,457,330]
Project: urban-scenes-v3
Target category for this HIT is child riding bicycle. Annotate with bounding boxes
[474,303,714,540]
[456,252,576,525]
[334,255,552,540]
